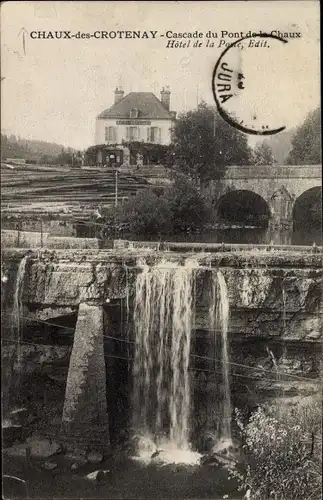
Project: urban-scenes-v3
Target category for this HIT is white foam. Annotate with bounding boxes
[154,442,201,465]
[132,435,201,466]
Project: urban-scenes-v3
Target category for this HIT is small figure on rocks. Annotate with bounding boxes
[85,470,110,481]
[151,449,163,459]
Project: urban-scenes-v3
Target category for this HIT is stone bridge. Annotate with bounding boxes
[204,165,322,244]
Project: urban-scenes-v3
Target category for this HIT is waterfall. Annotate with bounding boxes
[216,270,232,443]
[132,258,198,462]
[169,262,195,448]
[12,256,28,372]
[208,269,232,446]
[132,259,232,463]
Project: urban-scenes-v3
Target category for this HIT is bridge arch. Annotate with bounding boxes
[214,190,271,243]
[292,186,322,245]
[216,190,271,226]
[205,165,321,244]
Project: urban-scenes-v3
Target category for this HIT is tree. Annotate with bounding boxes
[112,173,210,237]
[1,133,26,160]
[163,173,211,232]
[253,142,275,165]
[55,147,73,166]
[286,108,321,165]
[170,102,253,184]
[116,188,172,236]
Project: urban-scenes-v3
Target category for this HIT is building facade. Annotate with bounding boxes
[95,88,176,147]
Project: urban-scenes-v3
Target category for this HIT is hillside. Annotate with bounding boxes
[1,134,75,161]
[260,128,296,164]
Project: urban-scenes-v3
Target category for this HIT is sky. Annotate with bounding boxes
[1,1,320,150]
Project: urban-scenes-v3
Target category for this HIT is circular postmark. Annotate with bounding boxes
[212,33,288,135]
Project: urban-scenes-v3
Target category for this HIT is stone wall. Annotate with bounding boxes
[1,230,50,248]
[1,230,98,250]
[1,219,76,236]
[46,236,99,249]
[224,164,321,179]
[2,249,322,342]
[1,248,321,448]
[195,266,322,340]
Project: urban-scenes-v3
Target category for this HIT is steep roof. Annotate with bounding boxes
[97,92,174,120]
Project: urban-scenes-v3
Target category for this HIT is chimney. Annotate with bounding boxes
[160,86,171,110]
[114,87,124,104]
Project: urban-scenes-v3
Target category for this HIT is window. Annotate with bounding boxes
[129,108,139,119]
[126,126,140,141]
[147,127,161,143]
[105,126,117,143]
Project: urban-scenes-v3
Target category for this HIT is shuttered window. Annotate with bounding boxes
[147,127,162,143]
[105,126,117,143]
[126,126,140,141]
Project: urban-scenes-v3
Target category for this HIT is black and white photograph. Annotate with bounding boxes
[1,1,322,499]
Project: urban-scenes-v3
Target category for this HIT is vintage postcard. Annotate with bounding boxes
[1,1,322,499]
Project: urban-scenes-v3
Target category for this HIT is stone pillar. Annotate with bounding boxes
[268,187,294,245]
[62,303,110,451]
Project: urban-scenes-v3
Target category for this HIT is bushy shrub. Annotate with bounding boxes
[117,188,172,236]
[163,173,211,233]
[232,401,322,500]
[111,173,211,237]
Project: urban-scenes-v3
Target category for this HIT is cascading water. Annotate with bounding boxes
[216,270,232,444]
[132,258,233,464]
[207,269,232,450]
[132,258,199,463]
[3,255,28,417]
[12,256,28,372]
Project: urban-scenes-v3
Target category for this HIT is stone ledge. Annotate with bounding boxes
[2,247,323,268]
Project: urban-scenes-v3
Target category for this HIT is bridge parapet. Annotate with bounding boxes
[224,164,321,179]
